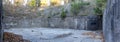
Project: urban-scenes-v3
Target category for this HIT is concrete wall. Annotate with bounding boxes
[2,14,101,30]
[2,0,102,30]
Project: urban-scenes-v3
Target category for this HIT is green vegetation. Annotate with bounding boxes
[94,0,107,15]
[15,2,20,6]
[60,8,66,20]
[71,1,90,16]
[94,7,102,15]
[28,0,36,7]
[51,2,57,6]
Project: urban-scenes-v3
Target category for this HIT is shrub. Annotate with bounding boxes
[94,7,102,15]
[71,1,90,16]
[60,8,66,20]
[28,0,36,7]
[15,2,20,6]
[94,0,107,15]
[51,2,57,6]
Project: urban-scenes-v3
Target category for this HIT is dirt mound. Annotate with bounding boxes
[3,32,30,42]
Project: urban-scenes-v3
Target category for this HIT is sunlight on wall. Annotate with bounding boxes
[5,0,29,6]
[51,0,61,6]
[9,0,14,4]
[40,0,50,7]
[40,0,68,7]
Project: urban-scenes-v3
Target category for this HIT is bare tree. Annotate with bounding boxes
[103,0,120,42]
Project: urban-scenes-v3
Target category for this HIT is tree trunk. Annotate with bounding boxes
[103,0,120,42]
[0,0,3,42]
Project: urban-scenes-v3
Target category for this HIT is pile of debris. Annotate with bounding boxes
[3,32,30,42]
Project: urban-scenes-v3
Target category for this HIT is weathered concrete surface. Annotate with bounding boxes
[4,28,103,42]
[103,0,120,42]
[2,15,102,30]
[2,5,102,30]
[0,0,3,42]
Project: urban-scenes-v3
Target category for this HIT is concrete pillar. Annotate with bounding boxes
[103,0,120,42]
[0,0,3,42]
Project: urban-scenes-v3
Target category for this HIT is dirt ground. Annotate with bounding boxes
[3,32,31,42]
